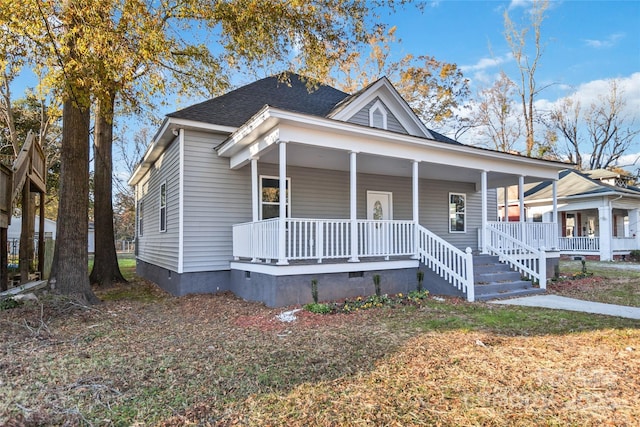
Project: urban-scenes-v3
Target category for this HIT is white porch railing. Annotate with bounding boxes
[487,221,558,250]
[611,237,637,252]
[416,225,474,302]
[233,218,416,262]
[486,225,546,289]
[358,220,415,258]
[558,237,599,252]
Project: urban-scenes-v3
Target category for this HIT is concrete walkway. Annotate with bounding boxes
[490,295,640,320]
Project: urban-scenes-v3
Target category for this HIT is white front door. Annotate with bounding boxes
[367,191,393,221]
[366,191,393,258]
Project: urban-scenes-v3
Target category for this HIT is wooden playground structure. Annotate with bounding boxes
[0,132,47,291]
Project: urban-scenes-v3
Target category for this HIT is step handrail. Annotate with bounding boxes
[486,224,547,289]
[416,224,474,302]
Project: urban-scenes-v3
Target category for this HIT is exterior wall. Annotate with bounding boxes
[346,97,409,135]
[136,137,181,271]
[230,266,418,307]
[258,163,496,252]
[182,130,251,273]
[137,259,230,296]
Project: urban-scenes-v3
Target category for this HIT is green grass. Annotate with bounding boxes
[87,253,137,281]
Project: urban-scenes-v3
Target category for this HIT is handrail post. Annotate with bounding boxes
[317,221,324,263]
[539,246,546,290]
[465,247,474,302]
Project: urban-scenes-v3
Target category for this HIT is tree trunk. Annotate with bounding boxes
[90,93,126,286]
[50,97,99,304]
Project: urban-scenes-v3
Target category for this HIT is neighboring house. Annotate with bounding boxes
[520,169,640,261]
[129,74,568,306]
[7,215,57,242]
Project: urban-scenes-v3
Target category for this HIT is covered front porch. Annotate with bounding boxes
[218,106,567,304]
[558,207,640,260]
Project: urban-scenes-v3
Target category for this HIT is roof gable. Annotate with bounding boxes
[327,77,435,140]
[167,73,349,127]
[525,169,640,201]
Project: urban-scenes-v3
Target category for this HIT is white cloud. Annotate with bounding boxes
[507,0,531,10]
[461,54,512,73]
[535,72,640,121]
[584,33,625,49]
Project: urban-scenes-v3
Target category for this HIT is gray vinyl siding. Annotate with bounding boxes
[182,130,251,272]
[346,98,408,134]
[136,138,180,271]
[257,163,496,251]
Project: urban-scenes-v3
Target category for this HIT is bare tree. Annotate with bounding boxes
[548,95,582,167]
[504,0,549,157]
[471,71,522,152]
[547,80,639,170]
[586,81,639,170]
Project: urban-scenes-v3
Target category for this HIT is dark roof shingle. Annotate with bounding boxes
[167,73,349,127]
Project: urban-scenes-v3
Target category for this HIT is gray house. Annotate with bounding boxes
[129,74,567,307]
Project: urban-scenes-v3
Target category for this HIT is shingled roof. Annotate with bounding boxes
[167,72,462,146]
[167,73,349,127]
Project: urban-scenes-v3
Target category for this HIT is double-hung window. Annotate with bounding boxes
[260,176,290,220]
[159,182,167,232]
[138,200,144,237]
[449,193,466,233]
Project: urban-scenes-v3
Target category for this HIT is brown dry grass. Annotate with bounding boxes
[1,277,639,426]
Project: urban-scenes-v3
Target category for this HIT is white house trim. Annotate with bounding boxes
[230,259,419,276]
[129,117,235,186]
[328,77,432,138]
[178,128,185,274]
[368,99,388,129]
[277,141,288,265]
[217,107,566,183]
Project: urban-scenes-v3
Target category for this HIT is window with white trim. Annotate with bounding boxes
[449,193,466,233]
[369,99,388,130]
[138,200,144,237]
[159,182,167,232]
[260,176,290,220]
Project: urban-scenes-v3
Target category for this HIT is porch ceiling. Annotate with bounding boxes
[256,143,547,188]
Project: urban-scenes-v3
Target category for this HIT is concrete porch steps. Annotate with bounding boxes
[473,254,545,301]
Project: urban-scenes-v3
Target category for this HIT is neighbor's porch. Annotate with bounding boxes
[558,207,640,260]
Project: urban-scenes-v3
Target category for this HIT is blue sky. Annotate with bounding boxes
[10,0,640,173]
[379,0,640,163]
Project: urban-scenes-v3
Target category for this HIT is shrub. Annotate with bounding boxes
[373,274,381,297]
[0,297,22,310]
[303,302,332,314]
[417,270,425,292]
[311,279,319,304]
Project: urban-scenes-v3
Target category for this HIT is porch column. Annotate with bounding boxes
[503,187,509,222]
[481,170,488,254]
[277,142,288,265]
[598,203,612,261]
[349,151,359,262]
[629,208,640,249]
[412,160,420,259]
[552,179,558,249]
[519,175,525,244]
[251,157,259,222]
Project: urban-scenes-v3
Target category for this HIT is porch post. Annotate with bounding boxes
[277,142,288,265]
[629,208,640,250]
[503,187,509,222]
[251,157,259,222]
[598,203,612,261]
[412,160,420,259]
[552,179,558,249]
[349,151,359,262]
[519,175,525,243]
[481,170,488,254]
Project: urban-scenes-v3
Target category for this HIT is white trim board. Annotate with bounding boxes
[230,259,419,276]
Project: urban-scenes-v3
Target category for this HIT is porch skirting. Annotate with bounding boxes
[230,262,419,307]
